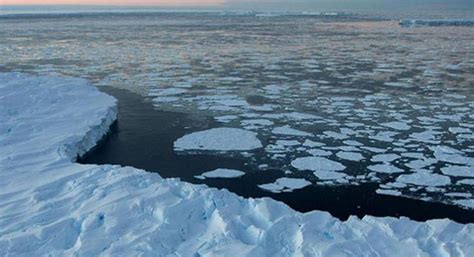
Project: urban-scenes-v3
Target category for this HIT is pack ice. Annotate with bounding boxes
[1,73,473,257]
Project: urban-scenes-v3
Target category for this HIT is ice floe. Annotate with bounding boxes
[396,173,451,187]
[336,151,365,162]
[313,170,347,180]
[258,178,311,193]
[272,126,311,137]
[441,165,474,177]
[368,164,404,174]
[291,157,346,172]
[381,121,411,131]
[174,128,262,151]
[196,168,245,179]
[376,189,402,196]
[371,154,400,163]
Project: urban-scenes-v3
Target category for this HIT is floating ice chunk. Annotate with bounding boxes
[397,173,451,187]
[149,88,188,96]
[213,99,249,107]
[265,144,286,153]
[174,128,262,151]
[371,154,400,163]
[370,131,399,142]
[393,147,407,152]
[432,148,474,166]
[383,82,412,88]
[449,127,471,134]
[401,152,426,159]
[441,166,474,177]
[343,140,363,146]
[336,151,364,162]
[215,115,239,123]
[313,170,347,180]
[303,139,325,147]
[384,182,407,188]
[368,164,404,174]
[431,145,463,155]
[410,130,440,143]
[457,179,474,185]
[247,105,274,112]
[272,126,311,137]
[455,199,474,209]
[307,149,333,156]
[381,121,411,131]
[324,131,349,140]
[258,177,311,193]
[152,97,179,103]
[446,192,472,198]
[404,159,436,170]
[197,168,245,179]
[361,146,387,153]
[220,76,244,81]
[275,140,300,147]
[376,189,402,196]
[338,146,360,152]
[285,112,321,120]
[292,157,346,171]
[241,119,274,127]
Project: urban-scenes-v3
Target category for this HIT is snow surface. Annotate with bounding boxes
[174,127,263,151]
[1,73,474,256]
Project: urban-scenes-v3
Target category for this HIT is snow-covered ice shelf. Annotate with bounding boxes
[1,73,474,256]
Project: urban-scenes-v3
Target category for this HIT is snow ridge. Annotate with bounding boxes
[1,73,473,257]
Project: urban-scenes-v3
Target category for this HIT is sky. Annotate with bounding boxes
[1,0,472,11]
[0,0,224,6]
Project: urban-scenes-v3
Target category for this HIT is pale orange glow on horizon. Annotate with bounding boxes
[0,0,225,6]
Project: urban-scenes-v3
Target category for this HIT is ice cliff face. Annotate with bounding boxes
[1,73,473,257]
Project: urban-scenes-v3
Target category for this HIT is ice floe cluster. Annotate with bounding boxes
[2,73,474,257]
[1,15,473,209]
[172,88,474,209]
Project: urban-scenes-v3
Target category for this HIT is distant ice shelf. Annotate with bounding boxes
[400,19,474,27]
[1,73,473,257]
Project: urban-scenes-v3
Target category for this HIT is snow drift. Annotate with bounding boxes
[1,73,473,257]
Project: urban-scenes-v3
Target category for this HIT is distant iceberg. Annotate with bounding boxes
[400,19,474,27]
